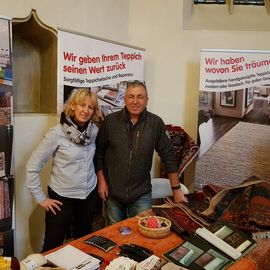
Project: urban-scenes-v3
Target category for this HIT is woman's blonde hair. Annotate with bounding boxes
[63,88,102,124]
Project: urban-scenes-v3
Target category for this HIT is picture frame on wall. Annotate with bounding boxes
[245,87,254,107]
[199,91,208,104]
[220,91,236,107]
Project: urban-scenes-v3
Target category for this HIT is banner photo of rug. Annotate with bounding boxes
[200,49,270,92]
[57,28,145,116]
[194,122,270,189]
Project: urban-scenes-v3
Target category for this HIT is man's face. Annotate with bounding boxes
[124,85,148,118]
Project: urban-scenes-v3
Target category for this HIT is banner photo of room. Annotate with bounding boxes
[196,49,270,190]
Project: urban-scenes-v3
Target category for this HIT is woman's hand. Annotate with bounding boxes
[39,198,63,215]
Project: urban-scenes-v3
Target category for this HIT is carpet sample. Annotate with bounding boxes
[201,179,270,233]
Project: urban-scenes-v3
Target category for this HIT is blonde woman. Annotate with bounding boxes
[26,88,102,252]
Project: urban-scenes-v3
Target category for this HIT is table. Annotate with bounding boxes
[44,215,257,270]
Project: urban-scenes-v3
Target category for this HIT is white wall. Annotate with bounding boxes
[14,115,57,259]
[1,0,270,260]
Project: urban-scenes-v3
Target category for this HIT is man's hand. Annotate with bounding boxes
[167,172,188,203]
[96,170,108,201]
[172,189,188,203]
[39,198,62,215]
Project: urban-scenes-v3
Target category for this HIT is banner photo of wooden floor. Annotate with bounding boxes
[194,121,270,190]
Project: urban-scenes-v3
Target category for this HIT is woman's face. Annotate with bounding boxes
[71,96,94,126]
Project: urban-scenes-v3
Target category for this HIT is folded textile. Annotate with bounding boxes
[152,206,202,238]
[160,125,199,178]
[201,178,270,233]
[152,177,270,270]
[164,196,210,228]
[153,177,270,236]
[152,194,210,238]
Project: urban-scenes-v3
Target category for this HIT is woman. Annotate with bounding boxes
[26,88,102,252]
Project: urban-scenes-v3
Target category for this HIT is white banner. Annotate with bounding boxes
[57,29,144,115]
[200,49,270,92]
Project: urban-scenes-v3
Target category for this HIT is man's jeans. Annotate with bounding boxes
[106,192,152,225]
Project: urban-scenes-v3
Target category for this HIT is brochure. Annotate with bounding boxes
[45,244,101,270]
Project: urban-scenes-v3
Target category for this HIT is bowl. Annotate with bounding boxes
[138,216,171,239]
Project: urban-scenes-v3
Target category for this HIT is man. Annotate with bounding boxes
[94,81,187,224]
